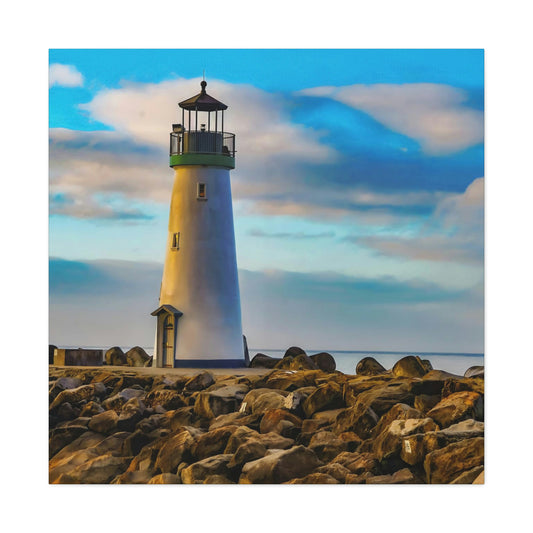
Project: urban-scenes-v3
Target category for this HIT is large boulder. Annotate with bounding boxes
[331,451,381,476]
[372,403,424,437]
[308,430,351,462]
[88,410,119,434]
[241,388,290,416]
[227,440,268,469]
[125,346,151,367]
[288,354,319,371]
[49,377,84,402]
[310,352,336,372]
[356,357,387,376]
[105,347,127,366]
[194,384,249,419]
[343,376,393,405]
[55,453,132,484]
[284,346,307,358]
[355,382,415,416]
[49,424,89,458]
[102,388,145,412]
[259,409,302,437]
[154,428,197,473]
[191,425,239,460]
[427,391,484,428]
[424,437,484,484]
[392,356,428,378]
[285,473,340,484]
[240,445,321,484]
[302,382,344,417]
[464,366,484,379]
[144,389,186,411]
[249,354,281,369]
[333,401,379,439]
[50,383,107,411]
[365,468,417,485]
[183,371,216,393]
[148,473,182,484]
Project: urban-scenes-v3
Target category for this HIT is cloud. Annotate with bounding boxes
[49,63,84,88]
[348,178,484,264]
[298,83,484,155]
[249,229,335,239]
[49,257,482,352]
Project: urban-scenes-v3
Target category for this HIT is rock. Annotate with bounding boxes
[240,445,321,484]
[427,391,484,428]
[414,394,441,413]
[49,377,83,401]
[209,412,260,431]
[259,409,302,437]
[365,468,416,484]
[194,384,249,419]
[148,473,182,484]
[442,377,484,397]
[125,346,151,367]
[88,410,119,434]
[372,403,424,437]
[356,382,415,416]
[450,465,485,484]
[49,345,57,364]
[334,401,379,439]
[241,388,290,416]
[154,429,196,473]
[55,452,132,484]
[473,470,484,484]
[105,347,127,366]
[331,451,380,476]
[255,432,295,450]
[191,426,239,460]
[308,430,350,462]
[50,383,106,411]
[372,418,439,461]
[181,454,234,484]
[249,353,281,369]
[102,388,145,412]
[310,352,336,372]
[343,375,393,405]
[274,357,295,370]
[262,370,321,391]
[49,425,88,457]
[117,397,146,432]
[79,401,105,417]
[288,354,319,371]
[224,426,261,454]
[228,440,267,468]
[284,346,306,358]
[302,382,344,418]
[183,371,216,393]
[392,355,428,378]
[464,366,484,379]
[144,389,185,411]
[112,469,154,484]
[424,437,484,484]
[315,462,353,483]
[203,475,235,484]
[121,430,152,457]
[164,406,198,432]
[356,357,387,376]
[286,473,340,484]
[301,408,345,434]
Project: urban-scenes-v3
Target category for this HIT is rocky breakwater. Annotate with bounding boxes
[49,350,484,484]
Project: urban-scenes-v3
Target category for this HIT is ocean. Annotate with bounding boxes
[74,346,484,376]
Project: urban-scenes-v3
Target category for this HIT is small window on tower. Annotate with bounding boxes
[197,183,207,200]
[171,232,180,250]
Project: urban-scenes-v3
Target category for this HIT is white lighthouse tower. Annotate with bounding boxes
[152,80,244,368]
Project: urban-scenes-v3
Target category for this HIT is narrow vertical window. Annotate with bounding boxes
[197,182,207,200]
[171,232,180,250]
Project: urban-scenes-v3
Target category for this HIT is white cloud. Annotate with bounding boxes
[298,83,483,155]
[352,178,484,264]
[49,63,84,88]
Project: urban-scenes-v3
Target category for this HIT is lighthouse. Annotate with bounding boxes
[152,80,244,368]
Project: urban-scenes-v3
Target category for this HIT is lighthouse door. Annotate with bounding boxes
[162,314,175,368]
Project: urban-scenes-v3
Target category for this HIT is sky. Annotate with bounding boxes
[49,49,484,353]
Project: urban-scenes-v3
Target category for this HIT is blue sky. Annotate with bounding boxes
[49,49,484,352]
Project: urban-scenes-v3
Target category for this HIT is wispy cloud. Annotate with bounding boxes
[49,63,84,88]
[249,229,335,239]
[298,83,483,155]
[346,178,484,264]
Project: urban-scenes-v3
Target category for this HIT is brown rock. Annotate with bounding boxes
[105,347,127,366]
[285,473,340,484]
[144,389,185,411]
[356,357,387,376]
[50,383,106,411]
[49,425,88,458]
[308,430,350,462]
[56,453,132,484]
[249,353,280,369]
[154,429,196,473]
[356,381,415,416]
[148,473,182,484]
[424,437,484,484]
[191,425,239,460]
[102,388,145,412]
[414,394,441,413]
[240,445,321,484]
[125,346,151,367]
[442,377,484,397]
[193,384,249,419]
[392,356,428,378]
[315,462,353,483]
[332,451,380,475]
[259,409,302,436]
[310,352,336,372]
[333,401,379,439]
[88,410,119,434]
[302,381,344,417]
[343,375,394,406]
[427,391,484,428]
[183,371,216,393]
[284,346,307,358]
[372,403,424,437]
[464,366,484,379]
[241,388,290,415]
[289,354,319,371]
[450,465,485,484]
[181,454,234,484]
[365,467,416,484]
[227,440,267,468]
